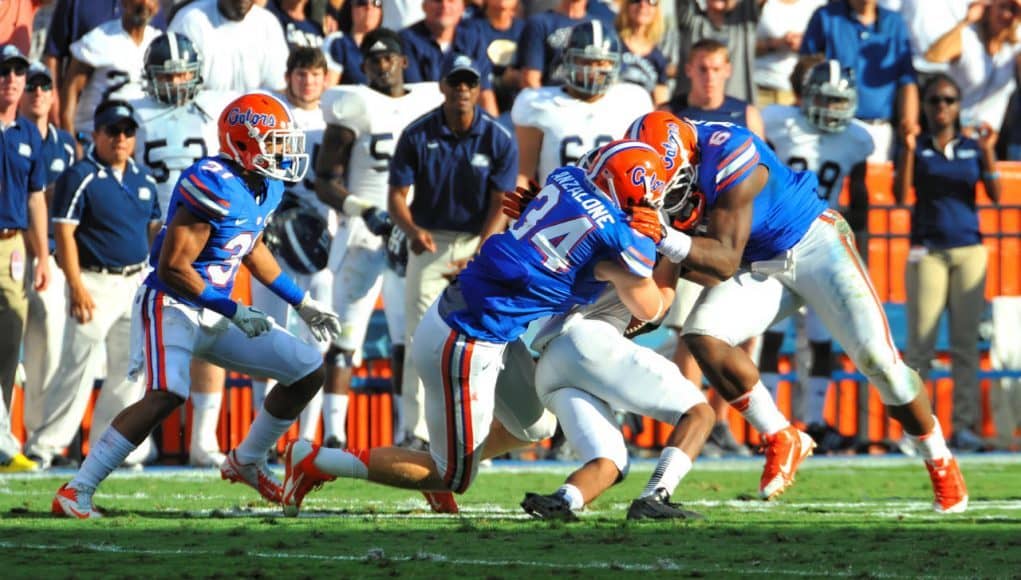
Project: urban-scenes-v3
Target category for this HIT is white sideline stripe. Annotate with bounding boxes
[0,541,949,578]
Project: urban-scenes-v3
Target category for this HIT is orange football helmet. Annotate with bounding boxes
[218,92,308,182]
[584,140,667,210]
[626,111,699,216]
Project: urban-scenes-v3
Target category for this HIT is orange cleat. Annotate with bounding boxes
[52,483,103,519]
[220,449,283,504]
[281,440,336,517]
[926,457,968,514]
[759,426,816,500]
[422,491,459,514]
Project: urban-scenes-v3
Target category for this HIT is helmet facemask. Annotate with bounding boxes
[564,52,620,97]
[148,65,202,106]
[250,126,309,183]
[802,63,858,133]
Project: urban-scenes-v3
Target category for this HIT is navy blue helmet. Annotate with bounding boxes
[143,32,203,106]
[801,60,858,133]
[264,202,332,275]
[562,20,621,97]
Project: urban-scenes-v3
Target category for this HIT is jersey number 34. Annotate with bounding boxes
[509,186,594,273]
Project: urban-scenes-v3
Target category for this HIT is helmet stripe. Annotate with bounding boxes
[592,20,603,48]
[168,32,179,61]
[828,59,839,86]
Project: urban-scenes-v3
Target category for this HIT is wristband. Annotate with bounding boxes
[341,195,373,217]
[658,227,692,264]
[196,286,239,318]
[267,272,306,306]
[982,171,1000,180]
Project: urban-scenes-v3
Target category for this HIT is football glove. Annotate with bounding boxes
[628,204,666,245]
[297,295,342,343]
[501,180,541,220]
[231,304,272,338]
[362,206,393,237]
[384,226,409,277]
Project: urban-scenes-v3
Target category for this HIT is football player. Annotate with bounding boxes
[52,93,341,519]
[512,20,653,188]
[758,57,874,453]
[132,32,239,468]
[638,111,968,513]
[250,47,333,446]
[278,141,671,517]
[313,28,442,450]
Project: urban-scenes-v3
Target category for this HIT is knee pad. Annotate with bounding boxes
[519,409,558,443]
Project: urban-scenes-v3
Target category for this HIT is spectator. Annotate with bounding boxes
[900,0,968,76]
[616,0,670,106]
[399,0,499,115]
[19,60,75,447]
[323,0,383,86]
[924,0,1021,136]
[665,38,764,138]
[382,0,425,32]
[517,0,615,89]
[462,0,525,119]
[0,43,48,473]
[801,0,919,162]
[59,0,161,145]
[674,0,762,104]
[388,53,517,449]
[266,0,325,50]
[170,0,289,92]
[25,100,160,469]
[753,0,823,106]
[895,73,1001,452]
[0,0,50,56]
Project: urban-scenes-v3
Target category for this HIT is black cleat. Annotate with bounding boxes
[521,491,579,522]
[627,488,704,521]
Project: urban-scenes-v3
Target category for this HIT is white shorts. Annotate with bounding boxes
[131,285,324,399]
[412,301,555,493]
[331,219,405,354]
[683,210,919,405]
[250,261,333,354]
[662,277,703,329]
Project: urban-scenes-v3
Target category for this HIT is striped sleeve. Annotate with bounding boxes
[51,171,94,224]
[175,171,231,219]
[714,137,761,194]
[616,230,657,279]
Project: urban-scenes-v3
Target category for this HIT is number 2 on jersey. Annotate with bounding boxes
[509,186,594,273]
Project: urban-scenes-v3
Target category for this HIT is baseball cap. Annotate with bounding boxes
[441,52,480,81]
[0,44,29,67]
[360,28,403,58]
[26,61,52,84]
[94,100,139,129]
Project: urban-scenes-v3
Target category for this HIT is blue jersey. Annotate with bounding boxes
[689,120,824,262]
[442,166,657,342]
[145,156,283,304]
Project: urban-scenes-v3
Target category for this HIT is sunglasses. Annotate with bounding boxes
[628,0,659,5]
[103,125,137,137]
[0,64,28,77]
[925,95,959,106]
[26,81,52,92]
[445,73,480,88]
[353,0,383,6]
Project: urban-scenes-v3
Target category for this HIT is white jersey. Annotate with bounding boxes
[510,83,653,183]
[169,0,288,93]
[762,105,874,209]
[286,103,329,218]
[70,19,161,134]
[320,82,443,208]
[132,90,237,218]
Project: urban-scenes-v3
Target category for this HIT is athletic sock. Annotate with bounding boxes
[190,392,222,454]
[313,447,369,479]
[298,390,323,441]
[908,417,952,461]
[71,428,136,493]
[235,409,292,465]
[640,446,693,499]
[557,483,584,510]
[323,393,349,442]
[730,382,790,436]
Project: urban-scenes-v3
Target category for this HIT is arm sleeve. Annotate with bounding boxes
[51,169,86,223]
[174,169,232,222]
[28,131,46,192]
[388,131,418,188]
[892,16,918,87]
[712,136,762,195]
[515,17,545,70]
[616,234,657,279]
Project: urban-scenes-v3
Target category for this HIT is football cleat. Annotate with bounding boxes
[627,488,704,521]
[52,483,102,519]
[759,426,816,500]
[0,452,39,473]
[220,449,284,504]
[926,457,968,514]
[281,440,335,517]
[422,491,459,514]
[520,491,579,522]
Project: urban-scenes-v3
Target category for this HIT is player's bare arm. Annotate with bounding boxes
[515,125,543,188]
[58,58,92,138]
[594,260,665,322]
[313,124,356,211]
[241,237,285,286]
[156,209,214,299]
[54,221,94,323]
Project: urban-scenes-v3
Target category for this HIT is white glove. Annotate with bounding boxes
[297,295,342,343]
[231,303,272,338]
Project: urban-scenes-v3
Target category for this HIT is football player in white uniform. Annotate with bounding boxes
[251,46,333,446]
[512,20,653,187]
[315,28,442,449]
[132,32,238,467]
[60,0,162,145]
[759,57,874,453]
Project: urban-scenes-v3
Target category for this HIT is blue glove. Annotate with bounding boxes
[362,207,393,237]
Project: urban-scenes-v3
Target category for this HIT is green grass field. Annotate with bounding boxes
[1,455,1018,579]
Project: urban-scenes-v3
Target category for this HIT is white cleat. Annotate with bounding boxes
[220,449,283,504]
[52,483,103,519]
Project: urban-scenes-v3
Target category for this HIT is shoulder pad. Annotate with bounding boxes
[321,86,370,136]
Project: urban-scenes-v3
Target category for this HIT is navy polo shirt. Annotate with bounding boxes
[40,124,77,187]
[0,115,46,230]
[51,154,161,268]
[800,1,915,122]
[399,21,493,89]
[910,135,984,250]
[390,106,518,234]
[325,33,366,85]
[668,95,748,126]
